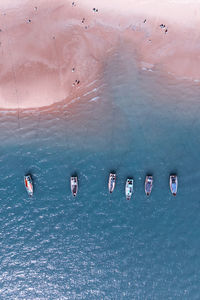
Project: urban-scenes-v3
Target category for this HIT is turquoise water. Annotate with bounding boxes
[1,50,200,299]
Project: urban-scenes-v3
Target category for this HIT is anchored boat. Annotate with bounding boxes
[24,174,33,197]
[170,174,178,196]
[108,173,116,193]
[71,176,78,197]
[145,175,153,196]
[125,178,134,200]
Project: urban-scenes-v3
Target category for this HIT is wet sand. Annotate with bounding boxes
[0,0,200,109]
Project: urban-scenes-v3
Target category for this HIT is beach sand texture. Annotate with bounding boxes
[0,0,200,109]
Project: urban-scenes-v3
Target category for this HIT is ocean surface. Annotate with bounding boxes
[1,48,200,299]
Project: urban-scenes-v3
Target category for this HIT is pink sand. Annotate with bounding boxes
[0,0,200,109]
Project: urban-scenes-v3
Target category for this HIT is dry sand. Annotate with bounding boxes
[0,0,200,109]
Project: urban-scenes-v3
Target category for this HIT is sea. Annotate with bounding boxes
[1,48,200,299]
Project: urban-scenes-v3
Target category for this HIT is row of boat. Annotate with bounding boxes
[24,175,79,197]
[24,173,178,199]
[109,174,178,200]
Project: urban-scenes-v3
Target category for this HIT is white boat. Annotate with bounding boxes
[108,173,116,193]
[125,178,134,200]
[170,175,178,196]
[71,176,78,197]
[24,175,33,197]
[145,175,153,196]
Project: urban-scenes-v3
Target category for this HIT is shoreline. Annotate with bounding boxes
[0,0,200,110]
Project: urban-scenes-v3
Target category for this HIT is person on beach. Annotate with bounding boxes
[160,24,165,28]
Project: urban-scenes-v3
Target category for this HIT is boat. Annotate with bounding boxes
[125,178,134,200]
[71,176,78,197]
[145,175,153,196]
[170,174,178,196]
[24,174,33,197]
[108,173,116,193]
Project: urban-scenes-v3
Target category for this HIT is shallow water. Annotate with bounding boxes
[1,48,200,299]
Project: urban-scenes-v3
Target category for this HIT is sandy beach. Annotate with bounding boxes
[0,0,200,109]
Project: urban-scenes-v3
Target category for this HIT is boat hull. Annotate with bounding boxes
[170,175,178,196]
[125,179,134,200]
[71,176,78,197]
[24,175,33,197]
[108,173,116,193]
[145,176,153,196]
